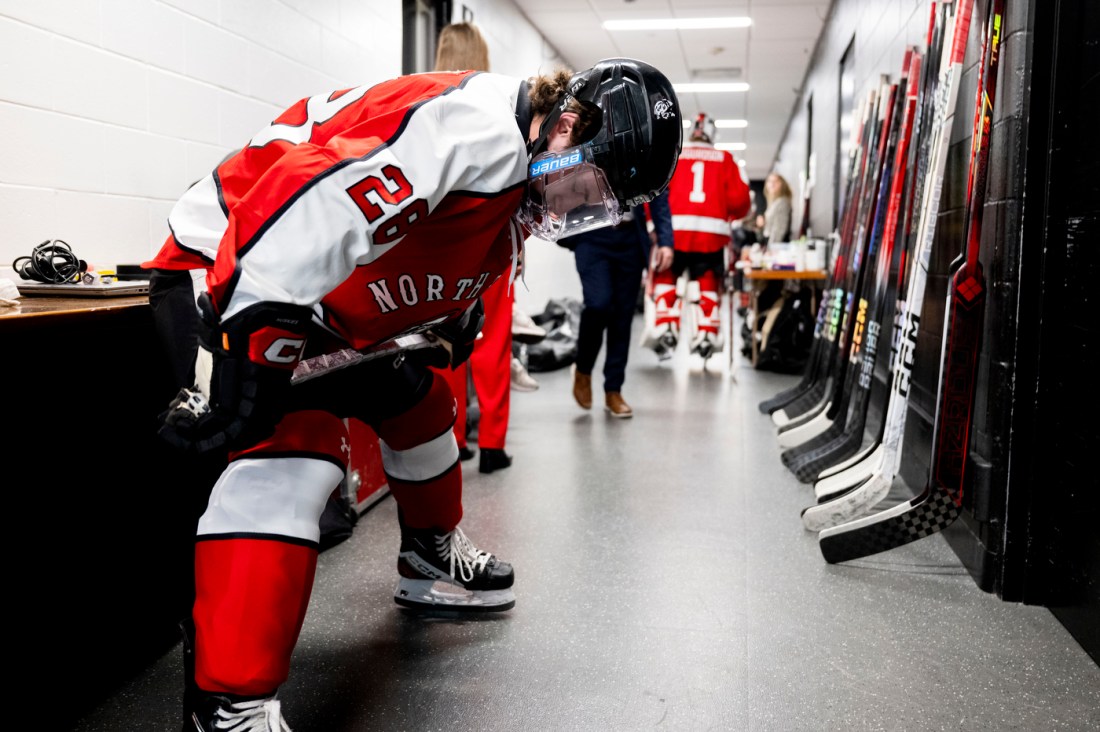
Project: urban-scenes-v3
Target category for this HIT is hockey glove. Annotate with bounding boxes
[422,298,484,370]
[159,292,312,454]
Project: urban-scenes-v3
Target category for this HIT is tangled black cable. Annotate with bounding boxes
[12,239,87,283]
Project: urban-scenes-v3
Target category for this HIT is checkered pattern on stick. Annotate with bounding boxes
[819,489,960,563]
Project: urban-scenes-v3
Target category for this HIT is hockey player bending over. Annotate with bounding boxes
[646,113,751,362]
[144,58,681,731]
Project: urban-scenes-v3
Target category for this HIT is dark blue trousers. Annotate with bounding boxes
[572,230,647,393]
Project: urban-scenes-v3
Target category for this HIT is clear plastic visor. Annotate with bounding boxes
[518,146,622,242]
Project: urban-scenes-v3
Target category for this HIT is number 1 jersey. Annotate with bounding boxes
[667,141,751,254]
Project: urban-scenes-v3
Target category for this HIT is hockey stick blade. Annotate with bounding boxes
[818,488,959,562]
[804,472,888,532]
[814,443,885,497]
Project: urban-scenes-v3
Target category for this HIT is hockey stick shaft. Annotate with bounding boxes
[808,2,948,498]
[820,0,1012,564]
[775,90,881,422]
[783,75,904,460]
[931,0,1003,504]
[789,51,924,482]
[811,3,946,483]
[871,0,963,481]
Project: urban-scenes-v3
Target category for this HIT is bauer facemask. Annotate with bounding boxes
[518,145,623,241]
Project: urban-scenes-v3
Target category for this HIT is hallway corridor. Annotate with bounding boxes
[72,317,1100,731]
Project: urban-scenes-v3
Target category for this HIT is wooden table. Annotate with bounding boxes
[742,268,827,366]
[0,294,150,328]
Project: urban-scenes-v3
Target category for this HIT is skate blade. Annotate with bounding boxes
[394,578,516,613]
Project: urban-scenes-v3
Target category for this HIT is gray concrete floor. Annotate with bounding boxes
[72,314,1100,731]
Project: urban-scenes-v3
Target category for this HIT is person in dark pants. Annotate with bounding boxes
[562,190,674,417]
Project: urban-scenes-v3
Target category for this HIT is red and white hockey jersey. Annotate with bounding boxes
[144,71,529,352]
[666,141,751,253]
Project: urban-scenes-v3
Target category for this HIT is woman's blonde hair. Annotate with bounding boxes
[765,172,793,204]
[434,22,490,72]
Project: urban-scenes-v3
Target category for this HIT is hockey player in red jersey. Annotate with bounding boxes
[144,58,681,731]
[645,113,751,363]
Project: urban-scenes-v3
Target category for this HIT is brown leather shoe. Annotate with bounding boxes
[572,367,592,409]
[604,392,633,418]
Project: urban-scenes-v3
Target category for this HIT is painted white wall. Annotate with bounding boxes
[0,0,399,274]
[0,0,581,313]
[771,0,937,239]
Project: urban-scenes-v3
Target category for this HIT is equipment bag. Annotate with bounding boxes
[525,297,582,372]
[752,286,816,374]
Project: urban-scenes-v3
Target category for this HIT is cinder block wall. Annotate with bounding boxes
[0,1,564,285]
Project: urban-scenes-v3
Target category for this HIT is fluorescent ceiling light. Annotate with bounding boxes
[603,17,751,31]
[682,119,748,129]
[716,142,747,151]
[673,83,751,93]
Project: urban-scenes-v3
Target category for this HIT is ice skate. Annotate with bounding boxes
[691,334,715,360]
[395,524,515,612]
[653,327,678,361]
[187,692,292,732]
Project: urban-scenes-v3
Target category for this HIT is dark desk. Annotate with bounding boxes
[742,269,827,366]
[3,294,393,723]
[3,294,213,726]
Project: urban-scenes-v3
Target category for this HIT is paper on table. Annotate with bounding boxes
[0,277,21,306]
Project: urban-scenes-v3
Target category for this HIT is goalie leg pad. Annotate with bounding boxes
[652,269,681,330]
[683,279,702,344]
[694,270,722,343]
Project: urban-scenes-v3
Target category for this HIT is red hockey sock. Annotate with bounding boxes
[193,538,318,696]
[375,372,463,530]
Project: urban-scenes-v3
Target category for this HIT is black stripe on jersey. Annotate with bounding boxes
[166,221,216,266]
[212,168,230,219]
[195,532,320,550]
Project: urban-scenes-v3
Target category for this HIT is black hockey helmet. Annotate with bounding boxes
[529,57,683,209]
